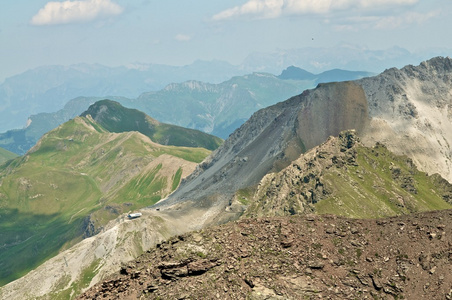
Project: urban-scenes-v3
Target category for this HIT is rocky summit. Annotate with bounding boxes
[79,209,452,299]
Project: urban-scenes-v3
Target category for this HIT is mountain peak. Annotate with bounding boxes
[278,66,316,80]
[81,99,223,150]
[82,99,160,128]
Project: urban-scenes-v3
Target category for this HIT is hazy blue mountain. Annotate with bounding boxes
[278,66,317,80]
[315,69,373,83]
[131,70,375,139]
[0,61,246,133]
[126,73,315,139]
[277,66,373,83]
[242,45,452,75]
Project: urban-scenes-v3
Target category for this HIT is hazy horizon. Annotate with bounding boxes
[1,0,452,81]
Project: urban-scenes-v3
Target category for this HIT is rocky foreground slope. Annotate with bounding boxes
[79,209,452,299]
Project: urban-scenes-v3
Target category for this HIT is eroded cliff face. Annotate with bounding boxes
[296,81,369,150]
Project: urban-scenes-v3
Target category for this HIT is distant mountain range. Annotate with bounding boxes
[241,45,451,75]
[278,66,372,83]
[0,61,246,133]
[1,45,448,134]
[0,68,373,155]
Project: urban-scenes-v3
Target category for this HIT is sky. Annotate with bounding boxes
[1,0,451,81]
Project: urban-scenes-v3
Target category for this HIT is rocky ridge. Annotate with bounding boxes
[245,130,452,219]
[161,80,369,215]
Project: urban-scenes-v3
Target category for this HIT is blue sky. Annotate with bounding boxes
[1,0,451,81]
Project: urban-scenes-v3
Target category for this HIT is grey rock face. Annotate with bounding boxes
[358,56,452,182]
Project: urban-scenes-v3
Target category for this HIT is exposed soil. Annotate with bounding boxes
[79,209,452,299]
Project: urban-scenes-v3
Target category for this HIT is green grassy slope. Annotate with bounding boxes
[0,147,18,164]
[0,116,210,286]
[314,144,452,218]
[81,100,223,151]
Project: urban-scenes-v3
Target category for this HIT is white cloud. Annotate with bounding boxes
[212,0,283,21]
[175,34,192,42]
[212,0,419,20]
[31,0,123,26]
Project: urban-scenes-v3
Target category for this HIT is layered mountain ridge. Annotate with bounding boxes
[0,61,245,133]
[121,71,366,139]
[0,68,371,155]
